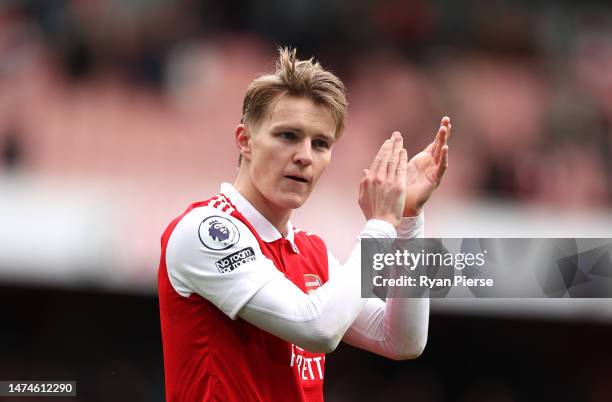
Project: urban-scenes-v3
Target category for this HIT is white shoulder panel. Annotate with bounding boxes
[165,205,283,319]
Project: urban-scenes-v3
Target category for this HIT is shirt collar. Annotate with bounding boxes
[220,182,299,252]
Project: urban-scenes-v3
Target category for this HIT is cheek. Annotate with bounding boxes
[314,153,332,177]
[249,141,266,171]
[250,154,278,186]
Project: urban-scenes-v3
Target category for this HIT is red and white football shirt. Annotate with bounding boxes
[159,183,331,401]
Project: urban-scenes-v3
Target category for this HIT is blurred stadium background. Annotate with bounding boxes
[1,0,612,401]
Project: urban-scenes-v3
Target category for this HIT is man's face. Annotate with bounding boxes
[241,95,336,212]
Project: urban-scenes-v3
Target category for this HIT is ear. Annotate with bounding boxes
[235,124,252,162]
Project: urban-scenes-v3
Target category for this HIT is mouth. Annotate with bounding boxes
[284,175,309,183]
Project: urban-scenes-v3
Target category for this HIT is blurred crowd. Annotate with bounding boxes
[1,0,611,209]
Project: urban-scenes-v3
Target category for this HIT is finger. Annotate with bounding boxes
[359,169,368,199]
[396,148,408,184]
[441,116,452,139]
[429,128,440,156]
[424,141,435,154]
[430,117,446,156]
[375,136,395,178]
[429,117,451,156]
[433,125,448,164]
[387,131,403,176]
[369,139,391,173]
[436,145,449,182]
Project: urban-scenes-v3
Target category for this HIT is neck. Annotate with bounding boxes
[233,171,291,237]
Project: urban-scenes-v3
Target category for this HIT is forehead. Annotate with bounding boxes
[264,96,336,138]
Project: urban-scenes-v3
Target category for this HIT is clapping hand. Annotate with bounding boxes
[359,132,407,229]
[403,116,451,216]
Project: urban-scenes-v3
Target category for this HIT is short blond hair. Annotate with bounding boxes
[241,47,348,138]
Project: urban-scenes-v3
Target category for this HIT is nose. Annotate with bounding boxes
[293,139,313,166]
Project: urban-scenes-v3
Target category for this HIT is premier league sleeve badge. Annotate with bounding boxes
[198,216,241,250]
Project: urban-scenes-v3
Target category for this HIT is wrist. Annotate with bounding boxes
[364,219,398,238]
[370,215,401,229]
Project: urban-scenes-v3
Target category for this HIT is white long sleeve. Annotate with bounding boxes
[237,219,397,353]
[340,213,430,359]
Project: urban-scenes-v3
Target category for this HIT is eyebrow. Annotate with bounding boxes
[273,124,336,143]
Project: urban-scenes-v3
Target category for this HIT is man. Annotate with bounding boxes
[158,48,450,401]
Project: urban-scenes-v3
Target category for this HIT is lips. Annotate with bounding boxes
[284,175,309,183]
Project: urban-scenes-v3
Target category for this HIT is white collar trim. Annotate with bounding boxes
[220,182,299,252]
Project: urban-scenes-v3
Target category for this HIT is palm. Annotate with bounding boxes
[405,149,439,212]
[403,118,450,216]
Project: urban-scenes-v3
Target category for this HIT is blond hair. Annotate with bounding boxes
[241,47,348,138]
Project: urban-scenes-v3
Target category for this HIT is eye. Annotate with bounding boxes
[312,138,331,150]
[279,131,297,141]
